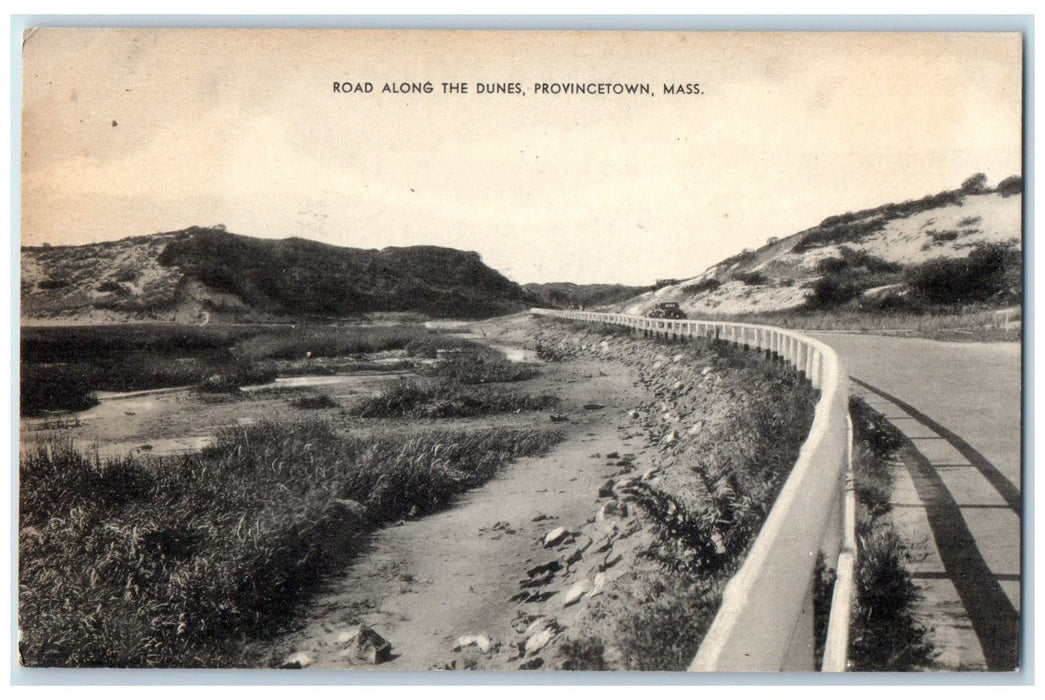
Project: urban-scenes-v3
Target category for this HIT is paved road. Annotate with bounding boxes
[809,333,1023,671]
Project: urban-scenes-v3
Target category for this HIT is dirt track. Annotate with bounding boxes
[256,314,653,670]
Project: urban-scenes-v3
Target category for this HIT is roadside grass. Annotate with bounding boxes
[613,348,816,670]
[713,307,1020,342]
[846,396,935,670]
[19,422,564,667]
[351,378,558,419]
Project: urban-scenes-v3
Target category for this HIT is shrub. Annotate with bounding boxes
[732,270,768,286]
[96,281,130,295]
[681,278,721,294]
[960,172,989,194]
[288,393,339,409]
[807,274,862,309]
[20,363,99,415]
[996,174,1022,197]
[907,242,1019,304]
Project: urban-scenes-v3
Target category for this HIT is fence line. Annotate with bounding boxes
[530,309,854,672]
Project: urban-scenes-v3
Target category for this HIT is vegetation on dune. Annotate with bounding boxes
[19,422,564,667]
[152,227,530,318]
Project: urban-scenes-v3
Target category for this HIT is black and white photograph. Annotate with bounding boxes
[15,26,1025,675]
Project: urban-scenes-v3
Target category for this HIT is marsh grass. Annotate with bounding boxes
[352,378,558,419]
[20,323,489,414]
[19,422,564,667]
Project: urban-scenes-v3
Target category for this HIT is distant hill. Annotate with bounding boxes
[21,227,533,323]
[523,282,652,310]
[618,175,1023,317]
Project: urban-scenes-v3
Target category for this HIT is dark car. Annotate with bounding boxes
[647,302,687,319]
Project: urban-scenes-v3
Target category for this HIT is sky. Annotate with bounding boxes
[19,29,1023,285]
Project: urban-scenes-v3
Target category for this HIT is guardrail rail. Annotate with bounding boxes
[530,309,855,672]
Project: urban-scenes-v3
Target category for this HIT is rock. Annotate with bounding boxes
[525,629,556,655]
[641,467,659,481]
[583,403,605,410]
[524,618,551,637]
[519,657,545,670]
[661,430,680,445]
[688,422,703,436]
[550,414,569,422]
[349,626,392,664]
[543,527,568,547]
[531,513,554,522]
[589,572,607,598]
[336,625,362,645]
[453,633,493,653]
[562,579,593,607]
[701,366,712,376]
[606,451,620,459]
[627,410,640,419]
[600,500,628,518]
[281,651,313,669]
[564,536,593,565]
[672,353,686,363]
[597,479,616,498]
[526,559,562,578]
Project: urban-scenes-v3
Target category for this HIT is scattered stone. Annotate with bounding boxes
[349,626,392,664]
[550,414,569,422]
[589,453,601,458]
[453,633,493,653]
[642,467,659,481]
[628,409,641,419]
[492,521,510,531]
[565,536,593,565]
[606,451,620,459]
[525,629,556,655]
[701,366,712,376]
[281,651,313,669]
[672,353,686,363]
[526,559,562,578]
[597,479,616,498]
[543,527,568,547]
[589,572,607,598]
[531,513,555,522]
[519,570,556,588]
[661,429,680,445]
[583,403,605,410]
[519,657,545,670]
[688,422,703,436]
[562,579,593,607]
[524,618,552,637]
[336,626,362,645]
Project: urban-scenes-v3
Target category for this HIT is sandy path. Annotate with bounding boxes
[265,320,649,670]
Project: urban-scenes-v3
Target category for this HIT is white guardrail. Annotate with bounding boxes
[530,309,855,672]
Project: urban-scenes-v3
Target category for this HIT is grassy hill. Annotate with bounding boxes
[522,282,652,310]
[619,175,1022,320]
[21,227,533,322]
